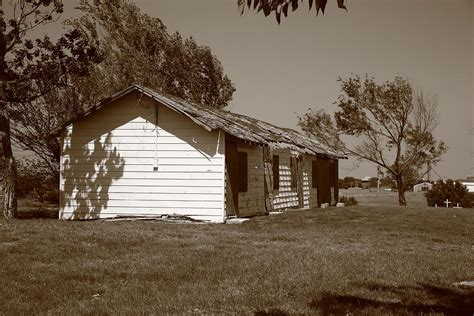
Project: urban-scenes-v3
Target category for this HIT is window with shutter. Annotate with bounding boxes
[312,160,317,188]
[238,151,248,192]
[272,155,279,190]
[290,156,297,190]
[329,159,335,188]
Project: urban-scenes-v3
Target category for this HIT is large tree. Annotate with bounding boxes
[10,87,75,179]
[238,0,348,24]
[67,0,235,109]
[10,0,236,182]
[298,75,447,206]
[0,0,101,218]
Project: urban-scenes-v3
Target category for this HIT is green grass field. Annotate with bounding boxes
[1,191,473,315]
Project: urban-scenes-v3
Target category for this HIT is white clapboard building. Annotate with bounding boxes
[55,85,344,222]
[459,178,474,193]
[413,182,433,192]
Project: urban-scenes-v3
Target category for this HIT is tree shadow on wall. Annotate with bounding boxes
[309,282,474,316]
[61,133,125,219]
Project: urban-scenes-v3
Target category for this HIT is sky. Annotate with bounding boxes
[8,0,474,179]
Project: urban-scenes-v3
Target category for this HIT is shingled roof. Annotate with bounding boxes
[56,84,345,159]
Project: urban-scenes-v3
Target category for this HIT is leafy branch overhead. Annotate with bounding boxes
[238,0,347,23]
[1,1,102,101]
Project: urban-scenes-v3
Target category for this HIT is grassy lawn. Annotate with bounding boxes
[339,188,429,208]
[1,193,473,315]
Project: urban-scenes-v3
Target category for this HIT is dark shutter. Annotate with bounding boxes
[329,160,335,187]
[334,159,339,202]
[316,157,331,205]
[238,151,248,192]
[290,156,297,190]
[225,140,239,215]
[272,155,279,190]
[312,160,317,188]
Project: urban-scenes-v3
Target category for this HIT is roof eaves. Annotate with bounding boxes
[51,84,346,159]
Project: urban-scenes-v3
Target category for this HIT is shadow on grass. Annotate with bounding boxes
[310,282,474,316]
[16,207,59,219]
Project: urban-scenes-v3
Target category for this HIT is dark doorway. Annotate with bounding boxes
[316,158,331,205]
[332,159,339,203]
[225,139,239,216]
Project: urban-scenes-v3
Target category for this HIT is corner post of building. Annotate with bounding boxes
[263,145,274,213]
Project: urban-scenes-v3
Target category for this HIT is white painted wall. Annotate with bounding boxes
[60,92,226,222]
[460,181,474,193]
[413,182,433,192]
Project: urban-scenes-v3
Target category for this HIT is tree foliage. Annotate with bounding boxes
[238,0,347,24]
[0,0,101,218]
[425,180,473,208]
[1,2,101,102]
[67,0,235,109]
[10,87,76,177]
[298,75,447,206]
[338,195,358,206]
[10,0,236,183]
[16,158,58,204]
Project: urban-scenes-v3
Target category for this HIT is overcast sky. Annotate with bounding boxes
[15,0,474,179]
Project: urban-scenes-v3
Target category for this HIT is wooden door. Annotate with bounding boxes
[317,158,331,205]
[263,146,274,212]
[225,140,239,216]
[333,159,339,203]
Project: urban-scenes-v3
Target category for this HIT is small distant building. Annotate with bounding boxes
[458,178,474,193]
[361,176,371,189]
[413,182,432,192]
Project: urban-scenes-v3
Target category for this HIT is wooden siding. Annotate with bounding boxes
[331,159,339,204]
[272,150,319,211]
[303,155,318,209]
[235,142,266,216]
[272,149,299,210]
[60,92,226,222]
[263,147,275,212]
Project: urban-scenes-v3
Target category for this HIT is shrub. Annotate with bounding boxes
[461,192,474,208]
[425,179,471,208]
[17,159,59,205]
[339,196,358,206]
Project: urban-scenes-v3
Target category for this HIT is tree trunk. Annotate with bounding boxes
[397,188,407,206]
[0,102,17,218]
[395,176,407,206]
[2,157,17,218]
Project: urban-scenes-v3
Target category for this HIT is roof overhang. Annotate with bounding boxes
[52,84,347,159]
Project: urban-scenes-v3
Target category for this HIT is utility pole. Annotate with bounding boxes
[427,161,431,182]
[377,166,382,193]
